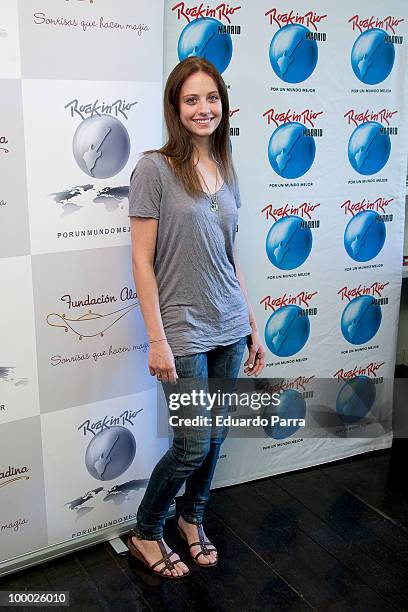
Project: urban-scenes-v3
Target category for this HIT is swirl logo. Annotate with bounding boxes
[269,24,318,83]
[85,426,136,481]
[73,115,130,179]
[341,295,382,345]
[344,210,386,262]
[265,305,310,357]
[351,28,395,84]
[266,216,312,270]
[348,121,391,175]
[268,122,316,179]
[263,389,307,439]
[177,17,233,73]
[336,376,376,423]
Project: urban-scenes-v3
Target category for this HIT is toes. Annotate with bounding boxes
[203,551,217,564]
[175,561,188,575]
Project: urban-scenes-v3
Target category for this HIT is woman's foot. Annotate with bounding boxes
[129,534,189,577]
[177,515,218,565]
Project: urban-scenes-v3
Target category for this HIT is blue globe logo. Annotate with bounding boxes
[336,376,376,424]
[348,121,391,175]
[268,122,316,179]
[178,17,233,74]
[351,28,395,84]
[269,24,318,83]
[263,389,307,439]
[265,305,310,357]
[73,115,131,179]
[341,295,382,345]
[344,210,386,262]
[85,426,136,481]
[266,216,312,270]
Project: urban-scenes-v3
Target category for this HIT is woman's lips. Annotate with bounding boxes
[192,117,214,126]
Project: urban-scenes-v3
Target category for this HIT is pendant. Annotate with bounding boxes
[210,195,218,212]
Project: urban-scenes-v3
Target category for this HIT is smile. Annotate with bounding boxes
[193,118,214,125]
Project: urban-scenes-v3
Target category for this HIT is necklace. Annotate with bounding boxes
[196,162,220,212]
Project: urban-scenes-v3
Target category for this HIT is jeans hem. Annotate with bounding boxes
[131,524,163,541]
[181,512,203,525]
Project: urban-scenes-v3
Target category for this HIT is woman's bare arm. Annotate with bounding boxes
[233,241,265,376]
[130,217,178,383]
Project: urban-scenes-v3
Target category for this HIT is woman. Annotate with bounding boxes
[127,57,265,579]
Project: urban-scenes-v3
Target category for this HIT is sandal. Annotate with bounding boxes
[127,529,190,579]
[177,521,218,567]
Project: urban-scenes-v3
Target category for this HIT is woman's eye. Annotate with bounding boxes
[185,98,197,104]
[209,95,219,102]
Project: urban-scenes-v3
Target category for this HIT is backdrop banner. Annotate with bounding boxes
[0,0,407,574]
[0,0,166,571]
[163,0,408,486]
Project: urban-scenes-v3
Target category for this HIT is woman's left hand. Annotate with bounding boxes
[243,331,266,376]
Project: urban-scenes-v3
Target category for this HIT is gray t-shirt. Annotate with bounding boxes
[129,152,251,357]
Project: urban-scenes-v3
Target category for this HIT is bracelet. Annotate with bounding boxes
[149,338,167,344]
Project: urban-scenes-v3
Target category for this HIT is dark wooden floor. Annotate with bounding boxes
[1,435,407,612]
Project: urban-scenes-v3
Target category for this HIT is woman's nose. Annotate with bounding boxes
[197,98,210,114]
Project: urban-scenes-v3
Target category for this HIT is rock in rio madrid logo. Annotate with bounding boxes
[334,361,385,381]
[265,7,327,30]
[261,290,318,357]
[173,3,242,74]
[348,13,404,85]
[341,195,392,262]
[259,374,311,439]
[262,199,320,270]
[265,7,327,83]
[334,360,385,423]
[171,2,241,23]
[263,107,323,179]
[348,14,404,34]
[345,107,397,175]
[339,281,388,345]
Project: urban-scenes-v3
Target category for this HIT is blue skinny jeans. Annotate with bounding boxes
[133,335,248,540]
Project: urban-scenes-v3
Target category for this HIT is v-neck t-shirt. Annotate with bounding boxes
[129,152,251,357]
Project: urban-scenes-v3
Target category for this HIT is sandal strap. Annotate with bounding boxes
[159,560,183,575]
[150,555,173,571]
[197,524,206,544]
[181,522,217,557]
[194,550,217,562]
[157,538,168,559]
[194,545,216,556]
[188,540,213,549]
[150,540,179,572]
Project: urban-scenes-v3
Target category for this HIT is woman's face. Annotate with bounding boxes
[178,71,222,140]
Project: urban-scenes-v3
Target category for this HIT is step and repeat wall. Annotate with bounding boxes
[163,0,408,486]
[1,0,407,573]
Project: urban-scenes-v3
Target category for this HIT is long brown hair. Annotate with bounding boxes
[147,57,235,198]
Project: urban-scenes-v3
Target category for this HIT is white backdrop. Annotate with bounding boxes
[0,0,407,573]
[0,0,166,571]
[163,0,408,486]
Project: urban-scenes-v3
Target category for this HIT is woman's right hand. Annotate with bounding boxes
[148,341,178,384]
